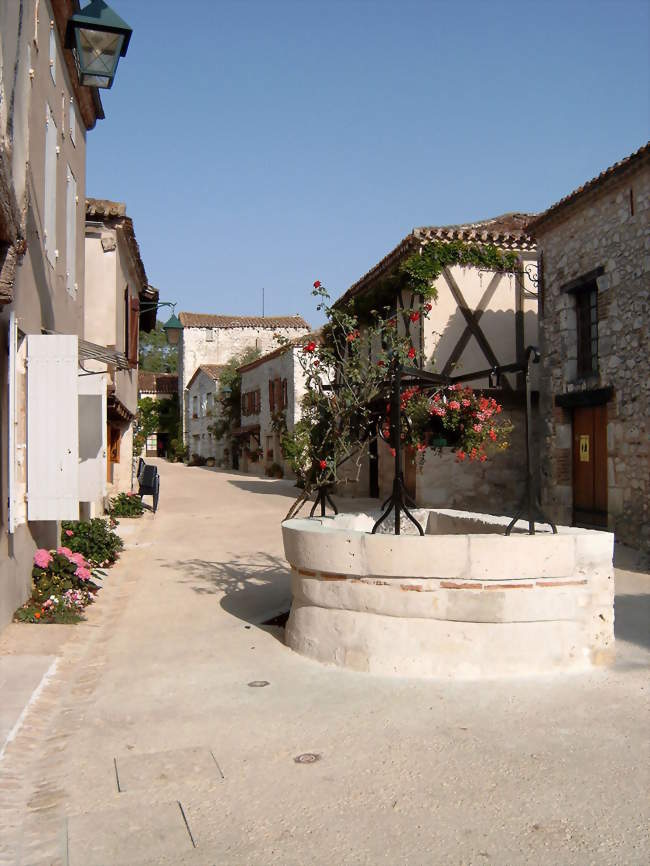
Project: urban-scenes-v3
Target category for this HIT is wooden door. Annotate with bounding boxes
[573,406,607,526]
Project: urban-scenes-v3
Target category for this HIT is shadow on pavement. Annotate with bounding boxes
[614,593,650,650]
[227,478,302,500]
[167,555,291,639]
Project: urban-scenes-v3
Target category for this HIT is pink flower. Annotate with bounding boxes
[489,429,497,441]
[430,405,446,417]
[69,552,87,568]
[34,549,53,568]
[57,546,73,557]
[473,424,482,433]
[461,399,471,407]
[456,451,466,462]
[65,529,74,537]
[448,400,461,410]
[75,566,92,581]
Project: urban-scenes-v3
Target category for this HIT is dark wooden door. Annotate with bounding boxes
[573,406,607,526]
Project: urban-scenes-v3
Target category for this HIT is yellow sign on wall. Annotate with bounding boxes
[579,435,590,462]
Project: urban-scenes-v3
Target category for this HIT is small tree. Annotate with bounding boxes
[138,320,178,373]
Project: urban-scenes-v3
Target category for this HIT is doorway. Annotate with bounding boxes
[572,405,607,527]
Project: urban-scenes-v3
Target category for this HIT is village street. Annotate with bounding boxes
[0,460,649,866]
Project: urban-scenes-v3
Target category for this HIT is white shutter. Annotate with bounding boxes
[69,97,76,146]
[44,105,57,265]
[27,335,79,520]
[49,21,56,83]
[78,372,107,503]
[66,165,77,296]
[7,314,17,533]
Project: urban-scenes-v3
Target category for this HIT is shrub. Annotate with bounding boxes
[109,492,144,517]
[266,462,284,479]
[189,453,208,466]
[14,547,102,624]
[61,518,123,567]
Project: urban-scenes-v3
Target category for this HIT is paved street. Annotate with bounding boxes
[0,459,648,866]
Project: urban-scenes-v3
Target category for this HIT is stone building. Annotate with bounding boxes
[527,142,649,550]
[84,198,156,502]
[185,365,224,463]
[237,340,312,476]
[177,313,310,445]
[334,214,539,512]
[0,0,130,628]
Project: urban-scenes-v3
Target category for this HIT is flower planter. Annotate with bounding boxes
[281,509,615,678]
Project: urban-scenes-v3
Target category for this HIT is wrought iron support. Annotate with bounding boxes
[372,363,424,536]
[310,485,339,518]
[505,346,557,536]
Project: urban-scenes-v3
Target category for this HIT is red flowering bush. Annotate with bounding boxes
[281,280,513,511]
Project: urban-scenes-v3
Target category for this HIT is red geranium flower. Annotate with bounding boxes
[303,341,316,353]
[424,303,432,312]
[319,459,327,470]
[377,360,385,367]
[313,280,321,288]
[408,346,416,359]
[409,311,420,323]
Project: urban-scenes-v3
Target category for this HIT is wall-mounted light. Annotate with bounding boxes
[65,0,132,90]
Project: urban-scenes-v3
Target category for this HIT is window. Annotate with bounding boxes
[49,20,56,83]
[44,105,57,265]
[241,389,261,416]
[576,286,598,376]
[192,395,198,418]
[65,165,77,296]
[206,393,213,415]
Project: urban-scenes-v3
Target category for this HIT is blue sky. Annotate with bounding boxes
[87,0,649,327]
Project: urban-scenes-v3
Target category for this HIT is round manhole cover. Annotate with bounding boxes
[247,680,270,688]
[294,753,321,764]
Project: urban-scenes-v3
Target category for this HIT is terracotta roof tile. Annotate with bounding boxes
[527,142,650,233]
[185,364,228,390]
[138,372,178,394]
[178,312,310,330]
[338,212,536,306]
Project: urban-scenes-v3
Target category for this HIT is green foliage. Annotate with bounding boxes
[138,319,178,372]
[61,518,123,567]
[400,240,520,296]
[210,346,261,444]
[134,393,180,455]
[109,492,145,517]
[266,462,284,478]
[14,600,84,624]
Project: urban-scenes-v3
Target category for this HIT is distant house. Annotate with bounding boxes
[185,365,225,463]
[84,198,156,502]
[237,338,314,476]
[177,313,310,446]
[527,143,649,549]
[334,214,539,512]
[138,372,179,457]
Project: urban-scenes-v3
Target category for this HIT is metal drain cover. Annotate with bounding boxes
[294,752,321,764]
[247,680,270,688]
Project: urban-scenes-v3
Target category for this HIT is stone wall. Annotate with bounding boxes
[239,346,306,477]
[534,157,650,550]
[179,325,309,443]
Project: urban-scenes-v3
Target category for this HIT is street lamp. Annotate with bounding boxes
[65,0,132,89]
[162,313,183,347]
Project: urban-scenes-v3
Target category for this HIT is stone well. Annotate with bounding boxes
[281,509,615,678]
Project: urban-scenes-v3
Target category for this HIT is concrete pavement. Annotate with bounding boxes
[0,459,648,865]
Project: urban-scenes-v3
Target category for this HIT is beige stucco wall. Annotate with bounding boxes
[535,160,650,550]
[0,0,91,630]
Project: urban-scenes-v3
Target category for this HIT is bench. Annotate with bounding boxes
[137,458,160,513]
